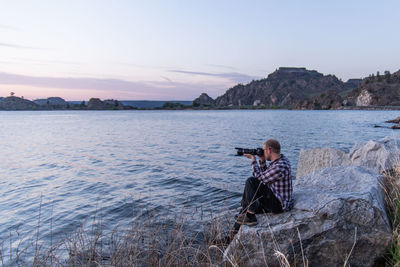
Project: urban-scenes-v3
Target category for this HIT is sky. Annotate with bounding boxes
[0,0,399,101]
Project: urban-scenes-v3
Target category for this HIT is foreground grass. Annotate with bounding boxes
[384,165,400,267]
[0,206,243,267]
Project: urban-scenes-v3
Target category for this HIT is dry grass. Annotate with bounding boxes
[383,164,400,266]
[0,205,241,267]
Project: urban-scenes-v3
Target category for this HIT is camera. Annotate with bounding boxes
[235,147,264,156]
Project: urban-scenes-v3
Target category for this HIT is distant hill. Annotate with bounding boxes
[120,100,192,109]
[0,96,39,110]
[210,67,360,108]
[346,70,400,106]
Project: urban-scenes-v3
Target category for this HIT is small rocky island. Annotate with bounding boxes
[0,96,130,110]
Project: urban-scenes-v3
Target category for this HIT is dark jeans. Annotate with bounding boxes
[241,177,283,214]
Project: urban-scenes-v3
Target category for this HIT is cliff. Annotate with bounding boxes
[212,67,356,108]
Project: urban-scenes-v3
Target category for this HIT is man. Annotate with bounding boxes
[235,139,293,226]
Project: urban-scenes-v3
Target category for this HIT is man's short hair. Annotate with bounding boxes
[264,139,281,154]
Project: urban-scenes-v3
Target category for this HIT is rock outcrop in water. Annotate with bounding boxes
[224,137,397,266]
[0,96,38,110]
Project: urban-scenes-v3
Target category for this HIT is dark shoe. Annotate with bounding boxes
[234,213,258,226]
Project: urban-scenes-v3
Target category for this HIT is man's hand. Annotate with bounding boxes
[259,155,266,163]
[243,153,256,163]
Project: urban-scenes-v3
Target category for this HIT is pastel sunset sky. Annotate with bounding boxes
[0,0,399,100]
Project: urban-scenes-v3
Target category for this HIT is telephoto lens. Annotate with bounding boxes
[235,147,264,156]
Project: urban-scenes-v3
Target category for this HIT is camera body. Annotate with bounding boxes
[235,147,264,156]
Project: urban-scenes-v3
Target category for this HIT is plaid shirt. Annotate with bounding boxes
[251,154,293,211]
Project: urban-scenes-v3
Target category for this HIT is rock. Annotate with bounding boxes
[193,93,215,107]
[392,125,400,129]
[0,96,38,110]
[296,148,350,178]
[349,137,400,172]
[297,137,400,177]
[224,166,391,267]
[386,116,400,123]
[356,89,372,106]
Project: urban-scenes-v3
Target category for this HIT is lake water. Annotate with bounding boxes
[0,110,399,260]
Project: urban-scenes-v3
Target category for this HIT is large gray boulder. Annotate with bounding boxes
[296,148,350,178]
[224,166,391,266]
[297,136,400,178]
[350,137,400,172]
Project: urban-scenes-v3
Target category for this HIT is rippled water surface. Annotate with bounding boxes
[0,110,399,254]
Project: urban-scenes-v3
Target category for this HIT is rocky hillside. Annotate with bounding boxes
[0,96,39,110]
[292,90,343,110]
[193,93,215,107]
[211,67,359,108]
[34,97,69,109]
[346,70,400,106]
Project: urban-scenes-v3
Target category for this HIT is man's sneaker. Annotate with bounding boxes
[234,213,258,226]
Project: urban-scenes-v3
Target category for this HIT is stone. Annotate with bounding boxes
[386,116,400,124]
[349,137,400,172]
[296,147,350,178]
[297,137,400,178]
[356,89,372,106]
[224,166,391,267]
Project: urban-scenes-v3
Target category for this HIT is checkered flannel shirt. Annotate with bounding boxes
[251,154,293,211]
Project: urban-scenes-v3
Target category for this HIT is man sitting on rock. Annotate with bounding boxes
[235,139,293,226]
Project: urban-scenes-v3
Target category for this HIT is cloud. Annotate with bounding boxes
[0,72,231,100]
[161,76,172,82]
[205,64,238,71]
[169,69,261,84]
[0,42,43,50]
